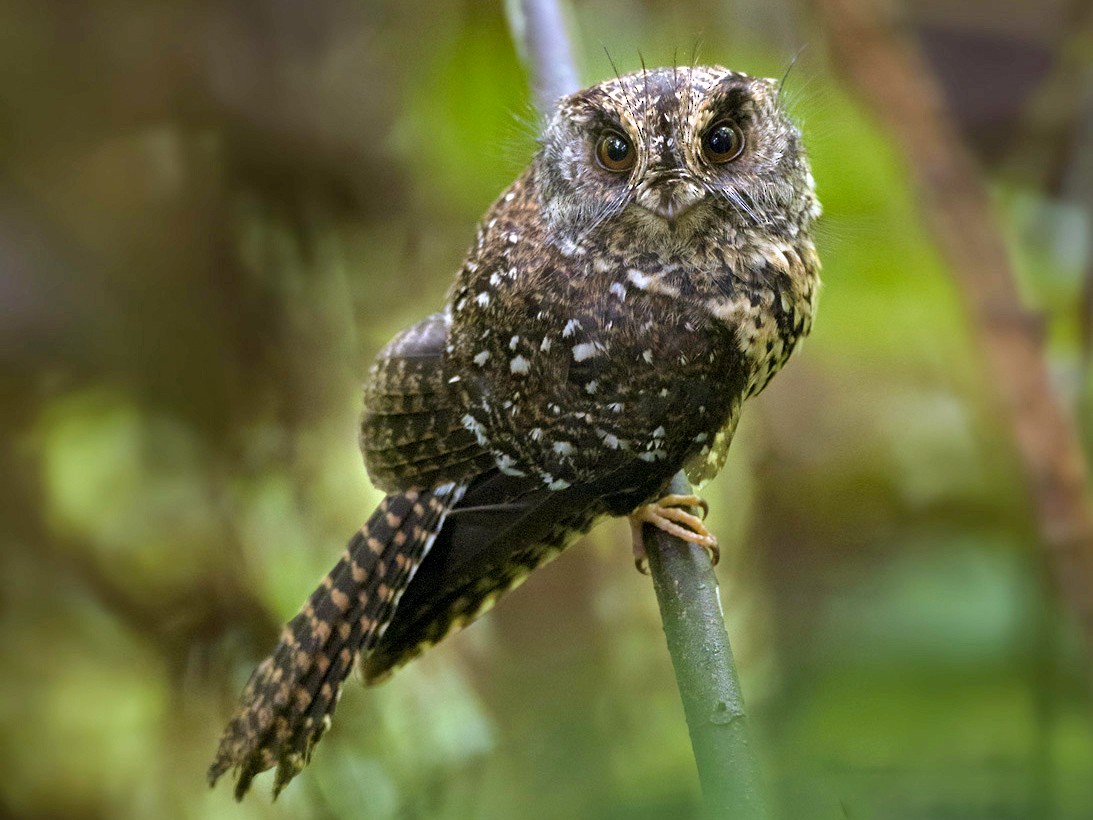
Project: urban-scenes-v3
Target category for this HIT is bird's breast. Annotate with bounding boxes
[450,268,745,494]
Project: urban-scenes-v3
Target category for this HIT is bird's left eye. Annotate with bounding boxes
[702,120,745,164]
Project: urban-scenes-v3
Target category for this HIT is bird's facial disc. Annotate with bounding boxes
[537,66,818,251]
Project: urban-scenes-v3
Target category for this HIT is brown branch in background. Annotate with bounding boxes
[813,0,1093,651]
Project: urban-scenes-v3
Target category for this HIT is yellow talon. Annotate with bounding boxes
[628,493,719,573]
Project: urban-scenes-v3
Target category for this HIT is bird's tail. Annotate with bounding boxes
[208,484,463,799]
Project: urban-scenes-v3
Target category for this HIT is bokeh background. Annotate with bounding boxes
[2,0,1092,817]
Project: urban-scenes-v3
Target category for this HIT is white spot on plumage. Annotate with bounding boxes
[489,272,502,287]
[694,432,708,442]
[461,413,488,446]
[540,336,552,352]
[509,335,520,350]
[608,402,624,413]
[642,349,654,364]
[507,232,519,244]
[627,269,651,290]
[609,282,626,300]
[602,432,620,449]
[510,355,530,374]
[624,268,682,298]
[504,191,515,202]
[552,441,574,456]
[572,341,603,362]
[584,380,598,394]
[473,350,490,366]
[547,478,571,490]
[475,291,490,307]
[530,427,543,441]
[562,319,581,338]
[651,426,666,439]
[497,453,526,476]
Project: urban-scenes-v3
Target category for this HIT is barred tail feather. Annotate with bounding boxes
[208,483,464,799]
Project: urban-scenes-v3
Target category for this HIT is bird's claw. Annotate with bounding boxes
[629,493,718,573]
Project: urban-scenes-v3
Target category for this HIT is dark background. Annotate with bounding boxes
[2,0,1092,817]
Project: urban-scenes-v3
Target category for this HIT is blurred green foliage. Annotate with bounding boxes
[1,1,1091,818]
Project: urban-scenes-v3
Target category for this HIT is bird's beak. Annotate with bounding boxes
[636,176,705,228]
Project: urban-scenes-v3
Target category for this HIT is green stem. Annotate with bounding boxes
[643,472,767,819]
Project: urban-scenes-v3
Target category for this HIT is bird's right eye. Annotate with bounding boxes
[595,131,635,173]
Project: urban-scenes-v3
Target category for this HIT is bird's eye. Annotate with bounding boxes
[703,120,745,164]
[595,131,635,173]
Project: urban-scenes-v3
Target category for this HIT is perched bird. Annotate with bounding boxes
[209,64,821,799]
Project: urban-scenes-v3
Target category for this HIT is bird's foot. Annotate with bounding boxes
[629,494,719,574]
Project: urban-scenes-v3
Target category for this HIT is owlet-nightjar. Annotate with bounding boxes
[209,64,821,799]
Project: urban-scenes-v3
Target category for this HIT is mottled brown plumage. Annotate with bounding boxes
[210,65,821,798]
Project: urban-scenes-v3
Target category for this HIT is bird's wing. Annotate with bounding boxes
[361,469,607,681]
[361,312,495,491]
